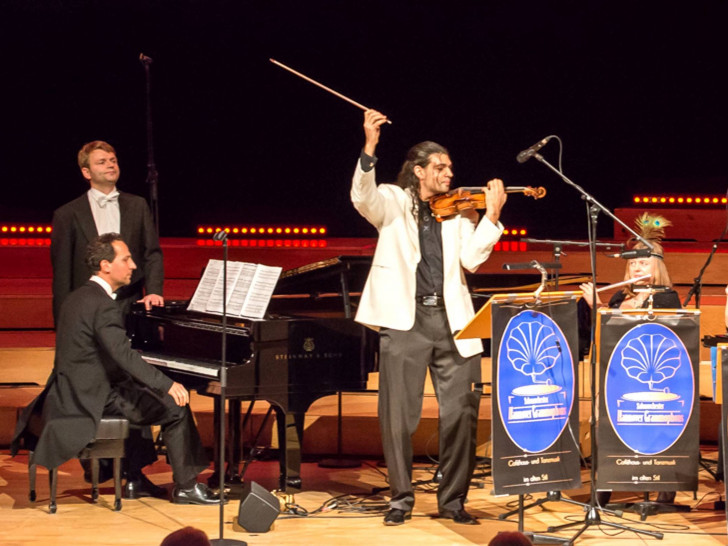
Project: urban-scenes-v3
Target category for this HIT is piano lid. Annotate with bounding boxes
[275,255,372,296]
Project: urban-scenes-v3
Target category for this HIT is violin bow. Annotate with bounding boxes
[270,58,392,124]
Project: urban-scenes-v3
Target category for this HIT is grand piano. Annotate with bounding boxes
[129,256,378,491]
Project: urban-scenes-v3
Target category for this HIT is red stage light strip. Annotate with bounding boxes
[633,195,727,206]
[494,240,528,252]
[197,225,327,237]
[1,224,53,235]
[196,238,328,248]
[0,238,52,246]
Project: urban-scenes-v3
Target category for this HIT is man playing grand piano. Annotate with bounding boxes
[51,140,164,498]
[350,109,507,525]
[13,234,220,505]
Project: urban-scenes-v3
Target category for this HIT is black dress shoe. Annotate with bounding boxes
[172,482,225,505]
[438,508,479,525]
[383,508,412,526]
[124,475,168,499]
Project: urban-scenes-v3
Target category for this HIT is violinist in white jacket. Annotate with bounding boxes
[351,109,507,525]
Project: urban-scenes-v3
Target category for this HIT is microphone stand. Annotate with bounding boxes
[525,150,663,543]
[521,238,624,290]
[140,53,160,237]
[682,223,728,308]
[679,211,728,503]
[210,231,247,546]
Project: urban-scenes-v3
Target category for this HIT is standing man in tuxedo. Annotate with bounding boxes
[14,233,219,505]
[50,140,164,498]
[351,110,507,525]
[51,140,164,323]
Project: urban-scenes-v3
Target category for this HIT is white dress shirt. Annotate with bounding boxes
[90,275,117,300]
[87,187,121,235]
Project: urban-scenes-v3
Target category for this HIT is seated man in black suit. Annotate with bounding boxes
[13,233,219,504]
[51,139,165,497]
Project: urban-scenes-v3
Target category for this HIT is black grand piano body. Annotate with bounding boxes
[129,256,378,490]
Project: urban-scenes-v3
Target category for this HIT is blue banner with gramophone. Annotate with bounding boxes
[497,311,575,452]
[490,297,582,496]
[596,310,700,492]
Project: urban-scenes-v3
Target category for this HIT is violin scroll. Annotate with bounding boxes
[521,186,547,200]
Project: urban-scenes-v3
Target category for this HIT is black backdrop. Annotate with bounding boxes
[1,0,725,238]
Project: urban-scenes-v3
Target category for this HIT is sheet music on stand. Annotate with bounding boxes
[187,259,282,319]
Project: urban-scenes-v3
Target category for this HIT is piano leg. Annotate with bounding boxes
[273,408,303,491]
[229,399,242,484]
[208,398,243,488]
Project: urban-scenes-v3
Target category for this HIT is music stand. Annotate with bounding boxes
[599,301,695,521]
[457,288,585,545]
[210,230,247,546]
[719,343,728,532]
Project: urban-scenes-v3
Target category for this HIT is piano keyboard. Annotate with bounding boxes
[141,352,221,378]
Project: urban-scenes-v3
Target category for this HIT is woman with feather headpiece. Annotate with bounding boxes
[580,212,681,312]
[580,213,683,507]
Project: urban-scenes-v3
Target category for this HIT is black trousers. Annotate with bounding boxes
[104,380,208,487]
[378,303,481,512]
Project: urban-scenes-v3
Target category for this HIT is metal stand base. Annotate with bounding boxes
[607,492,691,522]
[499,490,610,520]
[510,494,570,545]
[548,505,663,543]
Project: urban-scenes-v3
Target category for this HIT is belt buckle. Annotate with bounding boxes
[422,295,438,307]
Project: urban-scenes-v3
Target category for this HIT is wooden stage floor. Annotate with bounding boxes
[1,449,727,545]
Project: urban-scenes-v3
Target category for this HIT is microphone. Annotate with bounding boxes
[516,136,553,163]
[606,248,653,259]
[212,230,228,241]
[139,53,154,65]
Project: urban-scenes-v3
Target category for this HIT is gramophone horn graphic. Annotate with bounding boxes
[620,333,681,402]
[507,320,563,398]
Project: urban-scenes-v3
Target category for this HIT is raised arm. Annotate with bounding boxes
[351,109,391,228]
[363,109,388,158]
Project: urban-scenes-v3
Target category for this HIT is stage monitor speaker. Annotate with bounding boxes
[236,481,280,533]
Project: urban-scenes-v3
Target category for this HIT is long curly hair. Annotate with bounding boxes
[396,141,449,224]
[623,212,673,293]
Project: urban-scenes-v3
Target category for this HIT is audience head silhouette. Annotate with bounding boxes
[160,526,211,546]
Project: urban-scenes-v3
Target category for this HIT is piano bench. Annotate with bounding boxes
[28,417,129,514]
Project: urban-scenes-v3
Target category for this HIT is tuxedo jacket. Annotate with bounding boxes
[350,161,503,358]
[12,281,174,470]
[50,192,163,323]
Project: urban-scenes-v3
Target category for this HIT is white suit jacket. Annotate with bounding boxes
[350,161,503,358]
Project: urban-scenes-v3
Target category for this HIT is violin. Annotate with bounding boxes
[428,186,546,221]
